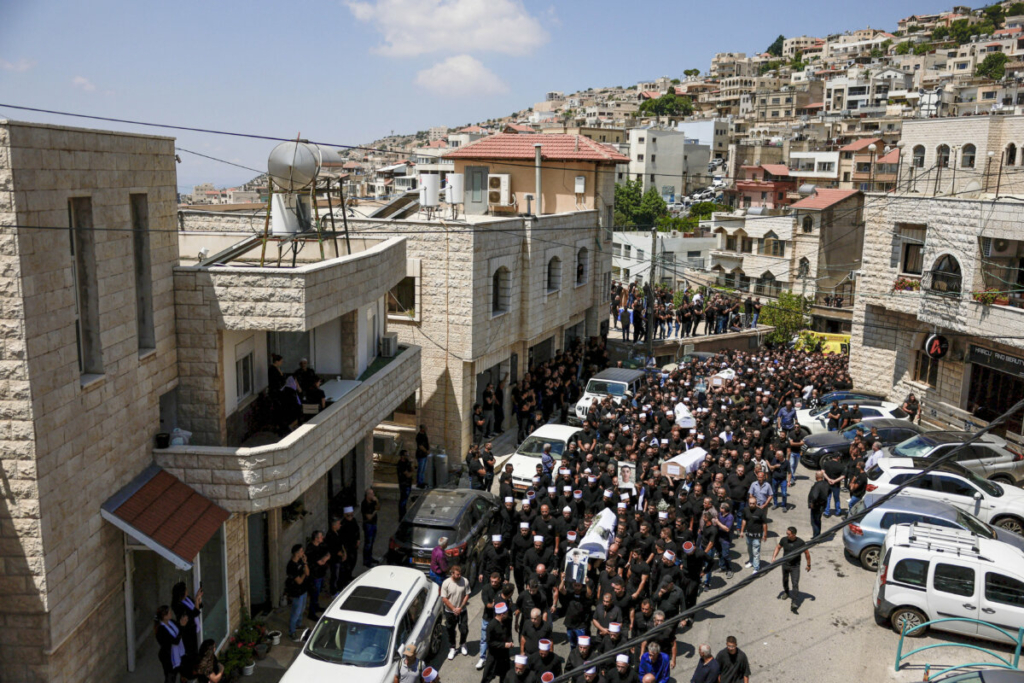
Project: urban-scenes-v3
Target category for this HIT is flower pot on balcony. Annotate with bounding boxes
[242,662,256,677]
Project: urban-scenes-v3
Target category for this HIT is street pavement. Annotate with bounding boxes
[259,428,1017,682]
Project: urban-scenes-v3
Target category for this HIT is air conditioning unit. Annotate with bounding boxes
[981,237,1016,257]
[575,176,586,193]
[373,433,398,458]
[381,332,399,358]
[488,174,512,205]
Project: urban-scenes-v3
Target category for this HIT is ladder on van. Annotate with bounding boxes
[895,617,1024,679]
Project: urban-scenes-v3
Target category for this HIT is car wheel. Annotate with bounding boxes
[859,546,881,572]
[995,516,1024,536]
[891,607,928,637]
[990,475,1015,486]
[428,616,444,657]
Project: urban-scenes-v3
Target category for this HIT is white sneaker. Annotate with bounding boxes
[476,658,486,670]
[744,561,752,568]
[448,648,457,660]
[460,645,469,657]
[751,568,758,574]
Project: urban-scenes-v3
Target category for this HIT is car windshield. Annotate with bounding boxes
[840,425,866,441]
[892,435,936,459]
[305,618,393,667]
[955,509,996,539]
[809,406,830,418]
[394,523,453,549]
[517,436,567,458]
[586,380,627,397]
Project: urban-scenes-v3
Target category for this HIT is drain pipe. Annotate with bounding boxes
[534,143,543,216]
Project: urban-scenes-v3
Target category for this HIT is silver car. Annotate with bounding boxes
[843,493,1024,571]
[884,431,1024,484]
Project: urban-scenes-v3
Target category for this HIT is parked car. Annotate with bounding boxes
[508,424,581,494]
[873,523,1024,643]
[281,566,444,683]
[816,390,888,406]
[800,418,927,470]
[796,401,909,435]
[882,431,1024,484]
[866,457,1024,535]
[930,670,1024,683]
[843,493,1024,571]
[572,368,646,425]
[387,489,499,586]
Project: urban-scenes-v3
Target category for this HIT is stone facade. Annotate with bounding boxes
[0,121,179,682]
[850,193,1024,443]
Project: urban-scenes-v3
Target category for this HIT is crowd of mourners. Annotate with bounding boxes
[611,281,766,343]
[423,335,856,683]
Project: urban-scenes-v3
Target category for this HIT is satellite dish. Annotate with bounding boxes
[268,141,321,191]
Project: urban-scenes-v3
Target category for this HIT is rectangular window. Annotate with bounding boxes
[899,224,926,275]
[637,154,644,161]
[637,249,645,260]
[613,244,621,257]
[236,352,254,404]
[69,197,103,377]
[934,563,975,597]
[915,351,939,387]
[387,276,416,318]
[986,573,1024,607]
[725,236,737,251]
[740,237,753,253]
[893,559,929,587]
[130,194,155,353]
[651,154,656,163]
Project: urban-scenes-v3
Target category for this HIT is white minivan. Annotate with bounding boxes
[508,424,581,494]
[572,368,645,425]
[873,523,1024,643]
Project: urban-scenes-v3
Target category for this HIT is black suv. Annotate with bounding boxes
[387,489,499,587]
[799,418,926,470]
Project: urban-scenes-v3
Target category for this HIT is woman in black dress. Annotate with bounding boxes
[155,605,186,683]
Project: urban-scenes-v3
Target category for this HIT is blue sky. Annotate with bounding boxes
[1,0,939,191]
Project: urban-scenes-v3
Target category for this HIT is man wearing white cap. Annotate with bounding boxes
[565,634,594,671]
[339,506,360,590]
[481,602,513,683]
[527,638,563,679]
[505,654,536,683]
[480,535,510,585]
[600,622,626,663]
[605,654,637,683]
[583,664,605,683]
[524,536,555,579]
[511,523,533,593]
[478,572,504,669]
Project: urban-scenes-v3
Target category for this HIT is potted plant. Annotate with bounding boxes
[220,637,255,680]
[972,287,1009,306]
[892,276,921,292]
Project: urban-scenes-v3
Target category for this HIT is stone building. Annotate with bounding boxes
[849,193,1024,446]
[0,119,421,681]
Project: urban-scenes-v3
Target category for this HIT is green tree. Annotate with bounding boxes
[671,78,681,85]
[759,291,811,344]
[614,179,644,228]
[758,60,783,75]
[977,51,1009,80]
[895,41,912,55]
[1009,3,1024,17]
[683,68,701,77]
[766,34,785,57]
[655,215,689,232]
[913,42,932,55]
[638,91,693,117]
[689,202,732,220]
[637,187,669,226]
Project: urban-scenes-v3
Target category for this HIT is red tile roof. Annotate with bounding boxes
[761,164,791,177]
[426,140,448,148]
[803,102,825,109]
[790,188,860,210]
[877,149,899,164]
[504,123,537,133]
[840,137,883,152]
[995,27,1022,35]
[639,90,662,99]
[102,466,230,569]
[444,134,629,163]
[459,125,488,133]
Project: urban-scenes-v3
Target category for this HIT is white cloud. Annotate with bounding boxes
[72,76,96,92]
[346,0,548,57]
[1,58,35,73]
[414,55,507,97]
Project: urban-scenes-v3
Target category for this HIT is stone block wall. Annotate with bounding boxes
[0,121,180,681]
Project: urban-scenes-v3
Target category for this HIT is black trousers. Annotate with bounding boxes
[513,566,526,594]
[445,609,469,647]
[481,653,510,683]
[782,565,801,596]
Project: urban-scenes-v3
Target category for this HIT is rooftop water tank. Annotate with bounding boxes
[267,141,321,192]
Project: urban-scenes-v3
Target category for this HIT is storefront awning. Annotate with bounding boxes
[101,465,231,570]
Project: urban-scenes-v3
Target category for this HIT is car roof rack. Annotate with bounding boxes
[901,523,990,561]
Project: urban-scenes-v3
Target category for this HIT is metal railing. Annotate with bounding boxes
[926,269,963,296]
[896,617,1024,680]
[814,292,855,309]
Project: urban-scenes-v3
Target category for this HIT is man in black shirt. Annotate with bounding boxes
[325,516,347,594]
[519,608,553,655]
[285,544,309,640]
[527,640,563,679]
[339,506,360,589]
[468,448,487,490]
[807,471,829,537]
[770,527,811,612]
[478,573,503,670]
[605,654,638,683]
[360,489,379,567]
[397,450,414,520]
[480,536,510,584]
[715,636,751,683]
[559,580,593,649]
[305,531,331,620]
[416,425,430,488]
[482,602,513,683]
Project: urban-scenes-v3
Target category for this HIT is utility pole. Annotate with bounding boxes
[646,228,658,362]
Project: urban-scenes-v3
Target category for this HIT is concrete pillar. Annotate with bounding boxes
[355,432,374,501]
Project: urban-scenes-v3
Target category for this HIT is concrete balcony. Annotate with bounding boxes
[154,344,421,512]
[174,235,406,332]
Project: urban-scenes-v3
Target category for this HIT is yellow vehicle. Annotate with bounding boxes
[798,331,850,355]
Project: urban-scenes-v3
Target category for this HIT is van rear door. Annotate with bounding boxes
[978,571,1024,643]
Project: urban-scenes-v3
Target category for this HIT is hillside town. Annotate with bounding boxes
[6,2,1024,683]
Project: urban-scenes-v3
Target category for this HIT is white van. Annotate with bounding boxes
[571,368,645,425]
[873,523,1024,643]
[508,424,582,494]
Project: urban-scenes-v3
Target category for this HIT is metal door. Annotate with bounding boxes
[465,166,489,215]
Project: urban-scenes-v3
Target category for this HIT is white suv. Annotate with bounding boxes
[796,401,909,435]
[281,566,443,683]
[866,456,1024,535]
[873,523,1024,643]
[572,369,645,425]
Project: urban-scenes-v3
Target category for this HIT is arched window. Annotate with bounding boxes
[936,144,950,169]
[798,257,810,278]
[547,256,562,293]
[912,145,926,168]
[961,143,976,169]
[761,231,785,257]
[1007,143,1017,166]
[801,215,814,233]
[576,247,589,285]
[492,267,510,313]
[756,272,779,297]
[929,254,962,295]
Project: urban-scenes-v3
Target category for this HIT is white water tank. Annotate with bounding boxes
[420,174,440,207]
[267,141,321,191]
[271,193,313,235]
[446,173,465,204]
